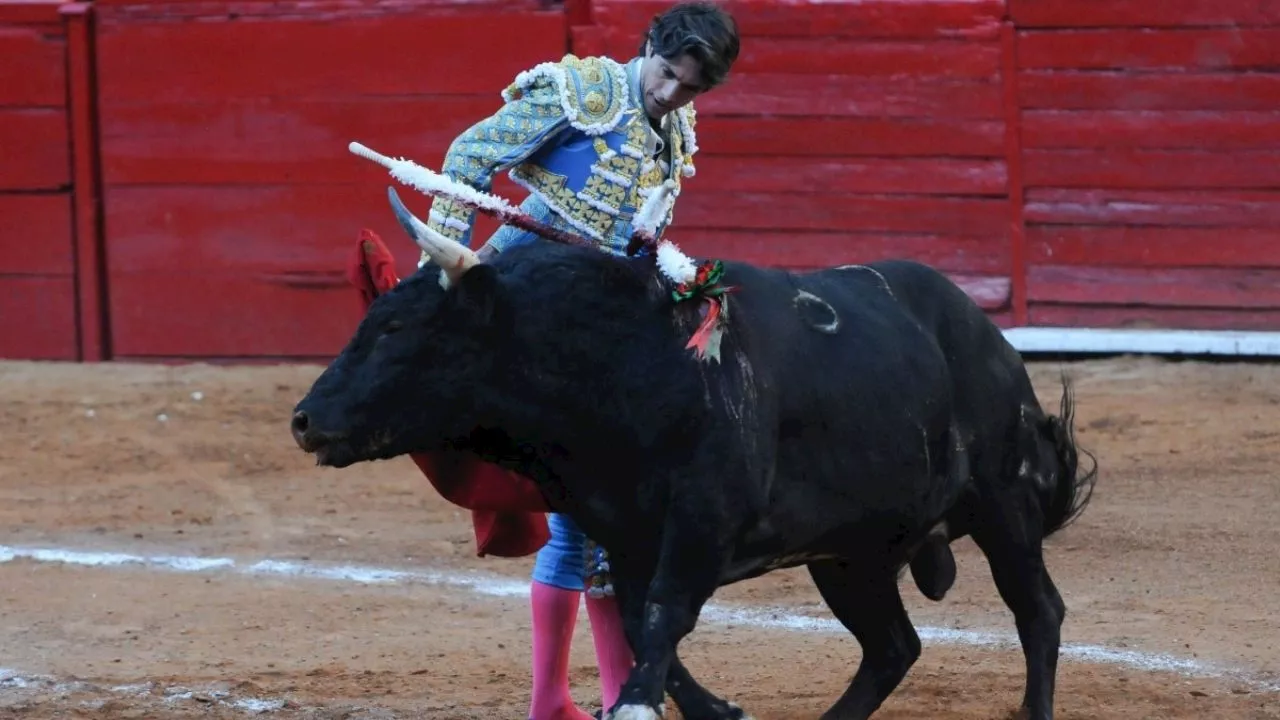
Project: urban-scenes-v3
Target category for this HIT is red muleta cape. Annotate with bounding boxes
[345,229,551,558]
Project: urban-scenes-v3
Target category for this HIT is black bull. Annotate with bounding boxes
[291,200,1097,720]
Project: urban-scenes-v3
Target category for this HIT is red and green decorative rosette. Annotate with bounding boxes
[671,259,736,363]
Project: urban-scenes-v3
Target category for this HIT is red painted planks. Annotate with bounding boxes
[696,117,1005,157]
[1018,71,1280,112]
[564,0,591,27]
[95,12,566,102]
[0,28,66,107]
[987,311,1014,328]
[0,0,62,25]
[1027,226,1280,268]
[674,193,1009,236]
[591,0,1005,39]
[665,230,1010,275]
[101,183,513,273]
[1022,111,1280,151]
[569,26,615,59]
[1025,189,1280,228]
[0,109,69,190]
[950,274,1010,311]
[64,1,107,361]
[100,96,508,185]
[1019,29,1280,71]
[575,30,1001,78]
[999,22,1028,326]
[94,0,549,15]
[0,276,78,360]
[108,273,365,358]
[696,75,1002,118]
[100,182,476,357]
[1009,0,1280,28]
[739,37,1001,78]
[1022,149,1280,190]
[1029,305,1280,332]
[1028,265,1280,309]
[0,193,74,274]
[690,156,1007,196]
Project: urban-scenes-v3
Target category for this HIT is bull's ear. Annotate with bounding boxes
[450,264,503,326]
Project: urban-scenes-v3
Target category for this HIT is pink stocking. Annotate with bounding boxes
[585,593,634,711]
[528,581,594,720]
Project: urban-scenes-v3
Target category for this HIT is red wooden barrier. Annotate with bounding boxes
[9,0,1280,361]
[93,0,566,358]
[0,0,79,360]
[572,0,1015,321]
[1010,0,1280,331]
[63,2,109,361]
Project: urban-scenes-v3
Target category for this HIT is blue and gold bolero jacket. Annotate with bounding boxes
[422,53,699,260]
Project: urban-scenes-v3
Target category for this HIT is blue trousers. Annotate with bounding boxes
[531,513,587,591]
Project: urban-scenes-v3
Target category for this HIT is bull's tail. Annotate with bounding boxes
[1041,373,1098,537]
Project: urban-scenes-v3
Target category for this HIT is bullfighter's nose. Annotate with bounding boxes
[291,410,311,449]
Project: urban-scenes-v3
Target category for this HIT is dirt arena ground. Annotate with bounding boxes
[0,355,1277,719]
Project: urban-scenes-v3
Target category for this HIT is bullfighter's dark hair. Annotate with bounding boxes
[641,1,740,90]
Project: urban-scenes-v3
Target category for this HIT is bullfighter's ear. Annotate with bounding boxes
[450,263,503,326]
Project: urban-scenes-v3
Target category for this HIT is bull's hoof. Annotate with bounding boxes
[605,706,662,720]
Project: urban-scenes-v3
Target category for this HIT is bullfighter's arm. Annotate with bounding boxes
[424,80,570,251]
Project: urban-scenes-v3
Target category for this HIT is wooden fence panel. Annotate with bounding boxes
[0,1,79,361]
[94,0,566,358]
[1013,8,1280,330]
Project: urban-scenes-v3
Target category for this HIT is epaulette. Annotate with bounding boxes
[501,53,631,136]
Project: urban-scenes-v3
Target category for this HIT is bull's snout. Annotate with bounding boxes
[291,408,349,460]
[291,410,312,450]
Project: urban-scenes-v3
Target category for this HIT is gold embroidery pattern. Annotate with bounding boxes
[575,125,639,222]
[425,79,567,245]
[510,164,616,242]
[623,119,680,231]
[581,173,627,210]
[559,55,626,130]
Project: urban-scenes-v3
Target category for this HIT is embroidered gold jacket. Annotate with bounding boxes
[423,53,699,260]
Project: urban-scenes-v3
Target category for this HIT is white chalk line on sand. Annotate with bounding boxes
[0,667,289,714]
[0,542,1276,711]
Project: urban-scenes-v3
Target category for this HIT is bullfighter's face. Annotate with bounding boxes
[290,265,501,468]
[639,49,706,120]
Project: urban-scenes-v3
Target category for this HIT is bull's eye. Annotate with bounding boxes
[385,320,403,334]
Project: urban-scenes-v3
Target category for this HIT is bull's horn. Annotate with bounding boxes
[387,186,479,286]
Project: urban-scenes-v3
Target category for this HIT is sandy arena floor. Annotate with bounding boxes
[0,355,1277,719]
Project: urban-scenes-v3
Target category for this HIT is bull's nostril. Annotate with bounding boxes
[291,411,310,439]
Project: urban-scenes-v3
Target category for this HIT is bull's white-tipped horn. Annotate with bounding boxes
[386,186,479,287]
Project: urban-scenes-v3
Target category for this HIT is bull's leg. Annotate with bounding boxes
[605,517,731,720]
[807,559,921,720]
[971,514,1065,720]
[607,573,663,717]
[665,660,751,720]
[611,574,747,720]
